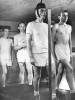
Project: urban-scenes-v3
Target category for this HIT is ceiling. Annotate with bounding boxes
[0,0,75,23]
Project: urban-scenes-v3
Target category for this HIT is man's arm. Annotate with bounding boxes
[14,36,26,51]
[52,24,57,42]
[52,24,58,58]
[26,33,34,62]
[26,22,35,64]
[10,39,14,62]
[69,26,72,55]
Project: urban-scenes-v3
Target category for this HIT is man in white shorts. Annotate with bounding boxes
[26,2,55,100]
[14,23,33,85]
[0,28,13,87]
[52,10,75,91]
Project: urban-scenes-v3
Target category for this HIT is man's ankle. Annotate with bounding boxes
[34,91,39,96]
[34,91,40,100]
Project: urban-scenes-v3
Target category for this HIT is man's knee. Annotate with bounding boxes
[52,63,56,75]
[34,70,41,80]
[33,66,41,79]
[28,69,33,75]
[20,67,25,74]
[34,74,40,80]
[58,68,63,75]
[2,67,7,74]
[26,63,33,74]
[66,67,73,73]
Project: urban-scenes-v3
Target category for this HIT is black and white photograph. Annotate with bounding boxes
[0,0,75,100]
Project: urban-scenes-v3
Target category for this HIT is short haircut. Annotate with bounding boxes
[58,10,68,16]
[2,27,10,31]
[18,22,27,27]
[62,10,68,13]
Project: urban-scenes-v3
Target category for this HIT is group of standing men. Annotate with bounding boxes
[0,2,75,100]
[0,22,33,87]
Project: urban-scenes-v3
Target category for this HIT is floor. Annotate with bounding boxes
[0,84,50,100]
[0,54,75,100]
[0,65,56,100]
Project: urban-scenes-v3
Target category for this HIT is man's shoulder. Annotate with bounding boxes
[66,24,71,28]
[53,23,59,29]
[27,21,35,26]
[9,38,13,42]
[26,21,35,31]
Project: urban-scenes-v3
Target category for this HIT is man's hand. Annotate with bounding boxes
[30,57,35,66]
[70,53,72,58]
[21,43,27,48]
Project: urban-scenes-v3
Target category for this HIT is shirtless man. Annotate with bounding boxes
[14,23,33,85]
[52,10,75,91]
[0,28,13,87]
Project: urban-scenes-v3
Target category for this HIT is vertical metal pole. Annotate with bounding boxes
[48,9,52,100]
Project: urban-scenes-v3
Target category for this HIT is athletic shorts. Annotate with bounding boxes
[17,49,33,70]
[1,58,12,66]
[55,44,70,62]
[33,52,54,67]
[17,49,30,63]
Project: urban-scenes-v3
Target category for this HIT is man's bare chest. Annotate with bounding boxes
[56,25,70,37]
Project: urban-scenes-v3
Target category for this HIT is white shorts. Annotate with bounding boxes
[17,49,30,63]
[33,53,54,67]
[1,58,12,66]
[17,49,32,71]
[55,44,70,61]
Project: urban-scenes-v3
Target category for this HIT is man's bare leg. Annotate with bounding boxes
[55,63,64,89]
[6,66,10,80]
[2,65,7,87]
[26,63,33,85]
[61,59,75,91]
[18,63,25,84]
[33,66,42,99]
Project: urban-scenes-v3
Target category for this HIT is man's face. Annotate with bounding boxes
[3,29,9,38]
[60,12,68,22]
[18,23,25,31]
[37,8,47,19]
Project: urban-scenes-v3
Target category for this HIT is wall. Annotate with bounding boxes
[0,20,20,37]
